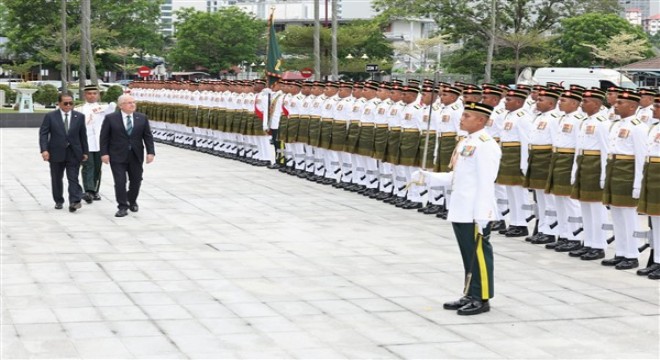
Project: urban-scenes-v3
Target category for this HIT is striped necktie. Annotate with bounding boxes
[126,115,133,135]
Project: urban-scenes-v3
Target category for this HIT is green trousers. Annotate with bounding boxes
[452,222,494,300]
[81,151,102,194]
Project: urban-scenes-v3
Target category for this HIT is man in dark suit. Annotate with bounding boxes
[100,94,156,217]
[39,93,89,212]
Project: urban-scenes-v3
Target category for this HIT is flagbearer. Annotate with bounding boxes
[415,102,501,315]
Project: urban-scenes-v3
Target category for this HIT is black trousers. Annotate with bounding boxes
[49,148,83,204]
[110,152,143,210]
[81,151,102,194]
[452,222,494,300]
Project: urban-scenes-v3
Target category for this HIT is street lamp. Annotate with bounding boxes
[361,54,369,60]
[345,53,354,59]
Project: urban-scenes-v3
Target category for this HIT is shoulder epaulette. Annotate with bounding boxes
[451,104,460,110]
[432,104,440,111]
[516,111,525,117]
[550,113,559,118]
[596,116,607,122]
[414,105,421,109]
[495,108,506,115]
[574,114,585,120]
[479,133,491,142]
[631,119,641,125]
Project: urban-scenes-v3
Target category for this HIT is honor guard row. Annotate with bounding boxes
[129,78,660,281]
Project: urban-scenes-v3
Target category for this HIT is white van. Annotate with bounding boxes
[518,67,637,89]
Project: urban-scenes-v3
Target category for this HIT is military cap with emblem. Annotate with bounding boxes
[482,86,503,97]
[617,88,641,102]
[379,82,391,90]
[463,87,483,96]
[443,85,462,96]
[302,81,313,87]
[639,88,657,97]
[421,84,436,93]
[363,82,379,91]
[569,84,586,94]
[407,79,421,87]
[561,90,583,102]
[516,84,531,93]
[546,82,561,88]
[325,81,339,88]
[582,88,606,102]
[532,85,546,92]
[463,101,494,117]
[607,85,624,93]
[537,88,561,99]
[505,88,528,100]
[655,94,660,103]
[401,86,420,94]
[83,84,99,92]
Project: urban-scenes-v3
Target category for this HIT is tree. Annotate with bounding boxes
[279,20,393,77]
[583,33,650,67]
[496,30,554,79]
[168,7,264,74]
[553,13,651,67]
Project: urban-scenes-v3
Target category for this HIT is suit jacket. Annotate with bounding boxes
[39,109,88,163]
[100,111,155,163]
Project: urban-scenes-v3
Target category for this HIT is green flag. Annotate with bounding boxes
[265,12,282,86]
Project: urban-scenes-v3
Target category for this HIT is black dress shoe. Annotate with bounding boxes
[129,204,139,213]
[498,226,512,235]
[490,220,506,232]
[93,193,102,201]
[648,268,660,280]
[615,258,639,270]
[569,246,591,257]
[531,234,556,245]
[443,296,471,310]
[403,202,422,210]
[580,248,605,261]
[69,202,81,213]
[525,232,540,242]
[555,240,582,252]
[545,238,567,250]
[115,209,128,217]
[636,262,660,276]
[601,256,625,266]
[505,226,529,238]
[395,199,411,208]
[55,203,64,210]
[82,193,93,204]
[457,299,490,316]
[417,205,431,213]
[435,210,448,219]
[423,205,442,215]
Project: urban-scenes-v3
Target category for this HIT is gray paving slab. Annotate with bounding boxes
[1,128,659,359]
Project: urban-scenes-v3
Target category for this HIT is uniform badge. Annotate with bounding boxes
[442,114,450,122]
[423,115,429,122]
[290,102,296,108]
[562,123,573,133]
[378,108,386,115]
[314,102,320,108]
[337,105,343,111]
[655,133,660,143]
[325,104,332,110]
[585,125,595,135]
[283,101,289,106]
[303,103,309,108]
[537,121,547,130]
[404,113,412,121]
[460,145,476,157]
[353,106,360,112]
[504,122,513,131]
[390,109,398,116]
[618,128,629,138]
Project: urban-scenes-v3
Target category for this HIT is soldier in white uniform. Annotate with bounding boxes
[77,85,116,203]
[415,102,501,316]
[636,88,656,125]
[570,88,612,260]
[601,89,649,270]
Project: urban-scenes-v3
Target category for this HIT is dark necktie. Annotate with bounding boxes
[126,115,133,135]
[64,113,69,133]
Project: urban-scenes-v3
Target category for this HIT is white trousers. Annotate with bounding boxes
[535,190,557,236]
[505,185,528,226]
[555,195,582,240]
[580,201,610,250]
[610,206,639,259]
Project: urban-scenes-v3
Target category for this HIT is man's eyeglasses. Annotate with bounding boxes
[61,101,74,106]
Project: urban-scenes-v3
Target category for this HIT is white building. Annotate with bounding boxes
[160,0,208,37]
[626,8,643,26]
[643,13,660,35]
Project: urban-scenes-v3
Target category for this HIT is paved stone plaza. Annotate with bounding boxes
[1,128,658,359]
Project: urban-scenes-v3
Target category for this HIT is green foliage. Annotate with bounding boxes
[279,20,392,77]
[553,13,651,67]
[0,85,17,104]
[33,84,59,106]
[2,0,163,69]
[168,7,264,74]
[102,85,124,103]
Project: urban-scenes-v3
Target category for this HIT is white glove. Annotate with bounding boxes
[476,220,489,234]
[521,167,528,176]
[632,188,641,199]
[570,175,576,186]
[411,170,425,184]
[599,179,605,189]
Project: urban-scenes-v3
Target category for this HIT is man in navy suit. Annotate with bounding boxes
[39,93,89,212]
[100,94,156,217]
